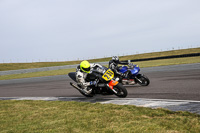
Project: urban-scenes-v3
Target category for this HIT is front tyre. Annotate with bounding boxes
[113,83,128,98]
[136,74,150,86]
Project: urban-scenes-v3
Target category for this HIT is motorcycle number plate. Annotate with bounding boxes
[102,69,114,81]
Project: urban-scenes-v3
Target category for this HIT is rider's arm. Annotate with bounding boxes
[118,61,129,65]
[109,62,124,76]
[91,63,102,68]
[119,61,134,66]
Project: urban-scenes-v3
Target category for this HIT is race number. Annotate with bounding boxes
[102,69,114,81]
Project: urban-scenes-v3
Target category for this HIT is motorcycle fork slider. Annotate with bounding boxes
[135,77,142,83]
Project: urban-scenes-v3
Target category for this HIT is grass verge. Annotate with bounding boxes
[0,68,76,80]
[0,56,199,80]
[0,48,199,71]
[0,100,199,133]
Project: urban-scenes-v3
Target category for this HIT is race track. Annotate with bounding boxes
[0,63,200,101]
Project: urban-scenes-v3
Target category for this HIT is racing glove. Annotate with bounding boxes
[128,63,133,66]
[90,81,97,86]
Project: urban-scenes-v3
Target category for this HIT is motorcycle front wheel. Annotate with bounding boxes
[113,83,128,98]
[136,74,150,86]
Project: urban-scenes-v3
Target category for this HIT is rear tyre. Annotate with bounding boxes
[113,83,128,98]
[136,74,150,86]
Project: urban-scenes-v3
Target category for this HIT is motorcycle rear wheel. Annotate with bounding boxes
[113,83,128,98]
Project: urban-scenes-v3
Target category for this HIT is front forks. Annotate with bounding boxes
[135,76,142,83]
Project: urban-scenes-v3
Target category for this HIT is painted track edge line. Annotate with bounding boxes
[0,97,200,103]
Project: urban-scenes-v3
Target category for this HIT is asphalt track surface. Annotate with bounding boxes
[0,63,200,114]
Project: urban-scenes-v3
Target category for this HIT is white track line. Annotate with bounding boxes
[0,97,200,106]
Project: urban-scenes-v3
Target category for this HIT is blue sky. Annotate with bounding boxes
[0,0,200,63]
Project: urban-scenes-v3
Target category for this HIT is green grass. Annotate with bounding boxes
[0,100,199,133]
[119,47,200,61]
[0,56,199,80]
[0,48,200,71]
[134,56,200,68]
[0,61,81,71]
[0,47,199,80]
[0,68,76,80]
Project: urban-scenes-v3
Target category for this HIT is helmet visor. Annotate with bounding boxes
[82,66,91,72]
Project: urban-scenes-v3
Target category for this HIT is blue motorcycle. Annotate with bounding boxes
[118,64,150,86]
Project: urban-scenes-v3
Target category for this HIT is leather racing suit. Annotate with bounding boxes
[109,60,129,77]
[76,63,102,94]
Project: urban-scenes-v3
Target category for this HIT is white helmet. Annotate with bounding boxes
[112,56,119,63]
